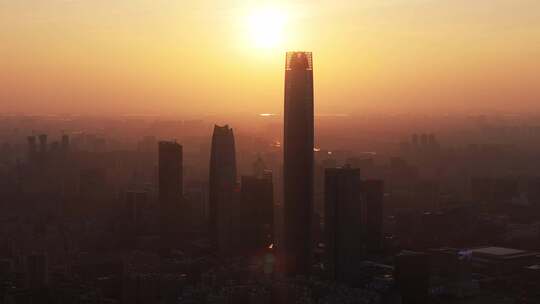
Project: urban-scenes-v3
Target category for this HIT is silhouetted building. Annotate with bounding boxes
[25,253,48,290]
[252,155,267,179]
[238,172,274,254]
[158,141,183,204]
[468,246,540,277]
[283,51,314,276]
[362,180,384,252]
[325,166,363,285]
[412,134,419,147]
[27,135,37,161]
[209,125,237,254]
[158,141,183,249]
[395,251,430,304]
[126,191,148,233]
[38,134,47,155]
[79,168,106,197]
[61,134,70,156]
[420,134,428,146]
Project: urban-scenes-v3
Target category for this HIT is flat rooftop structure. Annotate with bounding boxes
[470,247,539,260]
[468,246,540,276]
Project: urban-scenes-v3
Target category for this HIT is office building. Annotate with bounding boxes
[61,134,70,156]
[27,136,37,161]
[158,141,183,204]
[38,134,47,155]
[361,180,384,252]
[126,191,148,233]
[239,172,274,254]
[209,125,237,254]
[158,141,183,249]
[283,51,314,276]
[395,251,430,304]
[325,166,363,284]
[25,253,49,290]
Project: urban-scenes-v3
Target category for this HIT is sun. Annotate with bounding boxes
[247,7,287,49]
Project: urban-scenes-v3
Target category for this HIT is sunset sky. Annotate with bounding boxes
[1,0,539,116]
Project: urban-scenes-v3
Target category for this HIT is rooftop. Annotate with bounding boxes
[470,246,540,260]
[471,247,526,256]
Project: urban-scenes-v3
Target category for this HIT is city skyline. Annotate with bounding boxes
[1,2,540,303]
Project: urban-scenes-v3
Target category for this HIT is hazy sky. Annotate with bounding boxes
[1,0,539,116]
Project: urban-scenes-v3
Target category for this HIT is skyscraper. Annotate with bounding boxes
[325,166,363,284]
[283,51,314,276]
[395,251,430,304]
[25,253,49,290]
[238,172,274,254]
[125,191,148,234]
[61,134,70,157]
[362,180,384,252]
[27,135,37,161]
[158,141,183,249]
[158,141,183,204]
[208,125,237,254]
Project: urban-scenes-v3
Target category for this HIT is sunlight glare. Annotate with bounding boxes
[247,7,287,49]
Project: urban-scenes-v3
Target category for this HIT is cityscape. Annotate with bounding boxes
[2,1,540,304]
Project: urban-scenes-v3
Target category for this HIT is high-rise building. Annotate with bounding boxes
[158,141,183,204]
[282,51,314,276]
[61,134,70,157]
[158,141,183,249]
[395,251,430,304]
[27,136,37,161]
[126,191,148,233]
[252,155,267,178]
[38,134,48,154]
[361,180,384,252]
[325,166,363,284]
[208,125,237,254]
[238,172,274,254]
[25,253,48,290]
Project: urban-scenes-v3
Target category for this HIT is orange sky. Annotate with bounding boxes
[1,0,539,116]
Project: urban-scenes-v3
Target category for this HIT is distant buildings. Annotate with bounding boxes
[283,51,314,276]
[208,125,237,254]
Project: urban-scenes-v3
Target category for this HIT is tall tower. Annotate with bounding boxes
[209,125,237,254]
[158,141,183,249]
[283,51,314,276]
